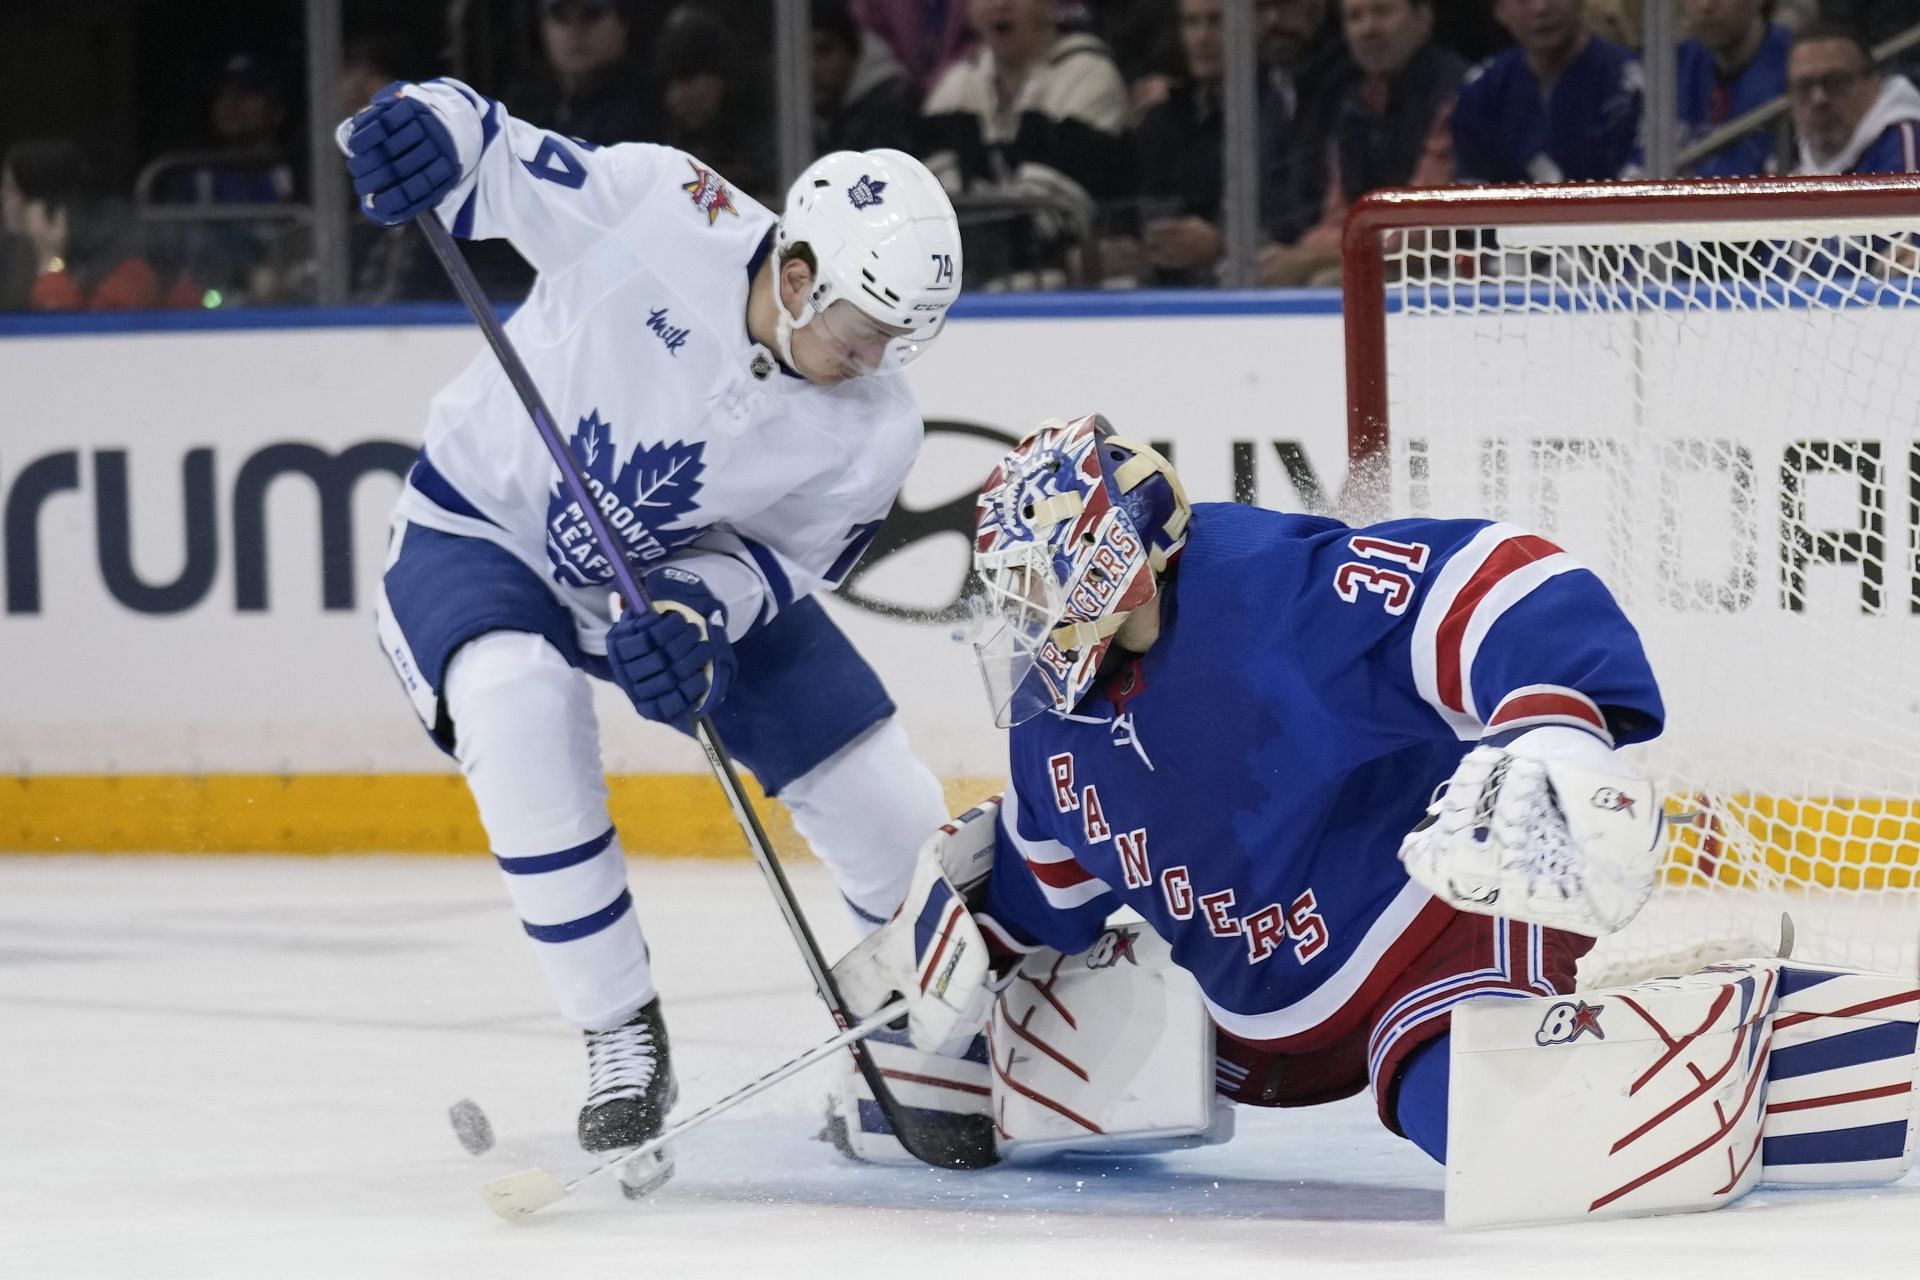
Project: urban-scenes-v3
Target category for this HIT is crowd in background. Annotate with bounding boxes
[6,0,1920,310]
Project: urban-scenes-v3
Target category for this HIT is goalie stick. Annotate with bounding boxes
[416,217,996,1173]
[481,998,910,1219]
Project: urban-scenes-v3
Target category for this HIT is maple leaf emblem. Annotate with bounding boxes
[546,410,709,589]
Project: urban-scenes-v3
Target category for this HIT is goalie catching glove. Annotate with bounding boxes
[1397,726,1666,936]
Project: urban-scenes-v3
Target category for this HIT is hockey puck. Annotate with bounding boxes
[449,1098,496,1155]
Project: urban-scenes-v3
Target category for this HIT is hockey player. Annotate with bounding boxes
[338,80,963,1156]
[830,414,1920,1225]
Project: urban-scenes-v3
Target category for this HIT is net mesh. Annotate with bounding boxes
[1376,216,1920,987]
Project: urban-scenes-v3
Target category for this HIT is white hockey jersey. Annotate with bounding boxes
[387,78,924,650]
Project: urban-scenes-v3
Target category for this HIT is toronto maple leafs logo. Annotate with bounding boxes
[682,160,739,224]
[847,174,887,209]
[546,410,709,589]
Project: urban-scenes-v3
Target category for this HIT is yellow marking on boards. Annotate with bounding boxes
[0,774,1004,856]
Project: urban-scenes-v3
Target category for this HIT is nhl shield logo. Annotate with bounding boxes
[847,175,887,209]
[682,160,739,224]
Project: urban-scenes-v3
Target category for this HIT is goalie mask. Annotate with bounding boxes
[970,415,1191,727]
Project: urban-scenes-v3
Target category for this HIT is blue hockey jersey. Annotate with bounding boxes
[980,504,1663,1051]
[1675,24,1790,178]
[1453,36,1643,183]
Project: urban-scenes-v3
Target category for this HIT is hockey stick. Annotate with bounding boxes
[416,217,996,1171]
[482,997,909,1219]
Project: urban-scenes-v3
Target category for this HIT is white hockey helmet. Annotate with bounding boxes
[773,148,962,374]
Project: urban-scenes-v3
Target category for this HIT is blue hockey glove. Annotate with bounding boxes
[607,567,736,727]
[340,83,460,226]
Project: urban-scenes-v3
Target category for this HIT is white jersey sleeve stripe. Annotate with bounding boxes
[1412,523,1583,739]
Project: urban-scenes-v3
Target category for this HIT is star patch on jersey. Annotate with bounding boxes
[1084,926,1139,970]
[682,160,739,224]
[847,174,887,209]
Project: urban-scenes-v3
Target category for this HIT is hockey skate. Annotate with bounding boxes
[579,997,679,1197]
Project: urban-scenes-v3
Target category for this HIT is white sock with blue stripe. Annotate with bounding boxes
[447,631,655,1031]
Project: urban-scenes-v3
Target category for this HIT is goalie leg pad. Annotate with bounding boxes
[824,1029,994,1165]
[1759,963,1920,1185]
[1445,961,1781,1227]
[989,923,1233,1162]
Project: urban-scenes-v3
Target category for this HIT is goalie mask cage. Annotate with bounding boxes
[1343,176,1920,987]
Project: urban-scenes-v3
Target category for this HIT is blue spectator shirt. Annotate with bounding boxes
[1848,116,1920,173]
[1676,23,1790,176]
[1453,37,1643,183]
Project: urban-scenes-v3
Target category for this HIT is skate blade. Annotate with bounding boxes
[617,1144,675,1200]
[482,1168,568,1220]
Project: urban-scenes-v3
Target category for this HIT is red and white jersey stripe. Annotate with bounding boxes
[999,806,1115,911]
[1485,684,1613,744]
[1410,522,1585,739]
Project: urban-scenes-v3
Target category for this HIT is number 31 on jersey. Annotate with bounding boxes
[1332,535,1430,615]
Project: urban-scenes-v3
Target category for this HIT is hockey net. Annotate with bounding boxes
[1343,177,1920,987]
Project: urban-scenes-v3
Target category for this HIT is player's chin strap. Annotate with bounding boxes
[1050,611,1129,652]
[771,269,824,372]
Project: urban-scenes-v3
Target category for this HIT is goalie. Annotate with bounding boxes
[829,414,1920,1227]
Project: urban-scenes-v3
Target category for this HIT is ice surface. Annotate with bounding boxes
[1,855,1914,1278]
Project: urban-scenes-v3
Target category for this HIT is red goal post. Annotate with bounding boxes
[1340,176,1920,986]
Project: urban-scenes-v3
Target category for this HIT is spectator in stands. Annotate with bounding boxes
[1129,0,1232,285]
[338,32,428,119]
[923,0,1132,286]
[1678,0,1792,176]
[158,52,297,206]
[1259,0,1461,286]
[1258,0,1356,244]
[1453,0,1644,183]
[2,141,194,311]
[1587,0,1642,47]
[507,0,660,146]
[814,0,924,155]
[654,4,776,201]
[1082,0,1191,95]
[1789,21,1920,171]
[853,0,979,92]
[143,51,301,305]
[335,32,452,304]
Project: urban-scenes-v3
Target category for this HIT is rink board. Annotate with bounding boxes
[0,294,1342,852]
[3,292,1919,878]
